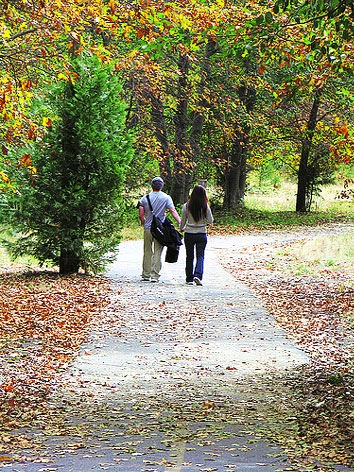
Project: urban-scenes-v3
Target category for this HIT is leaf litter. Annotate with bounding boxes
[0,224,353,471]
[221,226,354,469]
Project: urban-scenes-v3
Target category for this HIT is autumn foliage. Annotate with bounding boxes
[2,0,353,208]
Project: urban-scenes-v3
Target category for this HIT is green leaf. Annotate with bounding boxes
[265,12,273,24]
[256,14,264,25]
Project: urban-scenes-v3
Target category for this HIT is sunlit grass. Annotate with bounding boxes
[0,246,38,268]
[0,247,7,264]
[290,233,354,263]
[212,181,353,232]
[246,181,353,213]
[121,224,143,241]
[274,233,354,278]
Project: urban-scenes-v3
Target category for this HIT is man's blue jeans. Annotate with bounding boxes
[184,232,207,282]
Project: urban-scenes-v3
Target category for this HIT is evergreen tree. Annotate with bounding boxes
[3,54,134,274]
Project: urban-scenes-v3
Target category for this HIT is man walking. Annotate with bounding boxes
[138,177,181,282]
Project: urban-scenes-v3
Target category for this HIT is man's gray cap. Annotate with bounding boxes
[151,177,164,190]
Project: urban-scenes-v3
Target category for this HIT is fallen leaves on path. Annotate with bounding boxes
[0,269,111,452]
[220,236,354,468]
[0,226,353,471]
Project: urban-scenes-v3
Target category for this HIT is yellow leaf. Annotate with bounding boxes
[42,117,52,127]
[129,49,138,59]
[0,172,10,183]
[57,73,68,81]
[2,30,11,39]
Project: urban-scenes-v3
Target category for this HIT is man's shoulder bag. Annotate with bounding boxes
[146,194,169,245]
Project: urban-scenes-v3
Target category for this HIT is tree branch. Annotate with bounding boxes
[7,28,37,42]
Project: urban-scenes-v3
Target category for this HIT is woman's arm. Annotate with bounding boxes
[206,205,214,225]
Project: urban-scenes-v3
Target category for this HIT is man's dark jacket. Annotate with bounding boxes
[161,218,183,263]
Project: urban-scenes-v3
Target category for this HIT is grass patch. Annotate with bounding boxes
[121,222,143,241]
[210,181,353,233]
[211,208,352,234]
[246,180,353,212]
[0,246,38,268]
[273,233,354,278]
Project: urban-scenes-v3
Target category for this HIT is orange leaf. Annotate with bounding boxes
[19,154,32,167]
[28,127,36,140]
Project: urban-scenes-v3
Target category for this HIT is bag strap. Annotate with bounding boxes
[146,194,154,213]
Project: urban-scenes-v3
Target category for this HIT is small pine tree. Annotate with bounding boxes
[3,54,134,274]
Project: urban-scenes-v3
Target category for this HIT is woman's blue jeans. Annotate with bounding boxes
[184,232,207,282]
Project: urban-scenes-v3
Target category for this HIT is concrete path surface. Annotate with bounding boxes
[82,235,309,389]
[5,231,353,472]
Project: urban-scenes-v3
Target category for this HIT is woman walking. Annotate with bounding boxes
[180,185,214,286]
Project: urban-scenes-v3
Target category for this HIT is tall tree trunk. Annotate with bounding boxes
[223,78,256,210]
[296,90,321,212]
[149,91,173,187]
[171,53,191,204]
[146,39,217,203]
[189,37,217,156]
[223,129,248,209]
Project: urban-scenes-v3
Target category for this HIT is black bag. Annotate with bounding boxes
[146,194,167,244]
[146,195,182,247]
[150,214,168,244]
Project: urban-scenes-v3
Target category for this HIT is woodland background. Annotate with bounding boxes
[1,0,354,209]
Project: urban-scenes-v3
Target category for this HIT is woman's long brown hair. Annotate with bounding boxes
[187,185,208,222]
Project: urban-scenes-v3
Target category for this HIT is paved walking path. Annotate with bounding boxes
[7,229,353,472]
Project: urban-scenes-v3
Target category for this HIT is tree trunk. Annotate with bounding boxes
[296,90,321,212]
[146,39,217,204]
[223,130,247,209]
[223,79,256,210]
[189,37,217,156]
[171,52,191,204]
[149,91,172,186]
[59,248,81,274]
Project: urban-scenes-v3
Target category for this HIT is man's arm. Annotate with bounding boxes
[169,207,181,225]
[139,205,145,226]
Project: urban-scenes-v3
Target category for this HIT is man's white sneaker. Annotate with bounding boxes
[193,277,203,286]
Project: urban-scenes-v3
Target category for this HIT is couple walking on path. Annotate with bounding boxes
[138,177,214,286]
